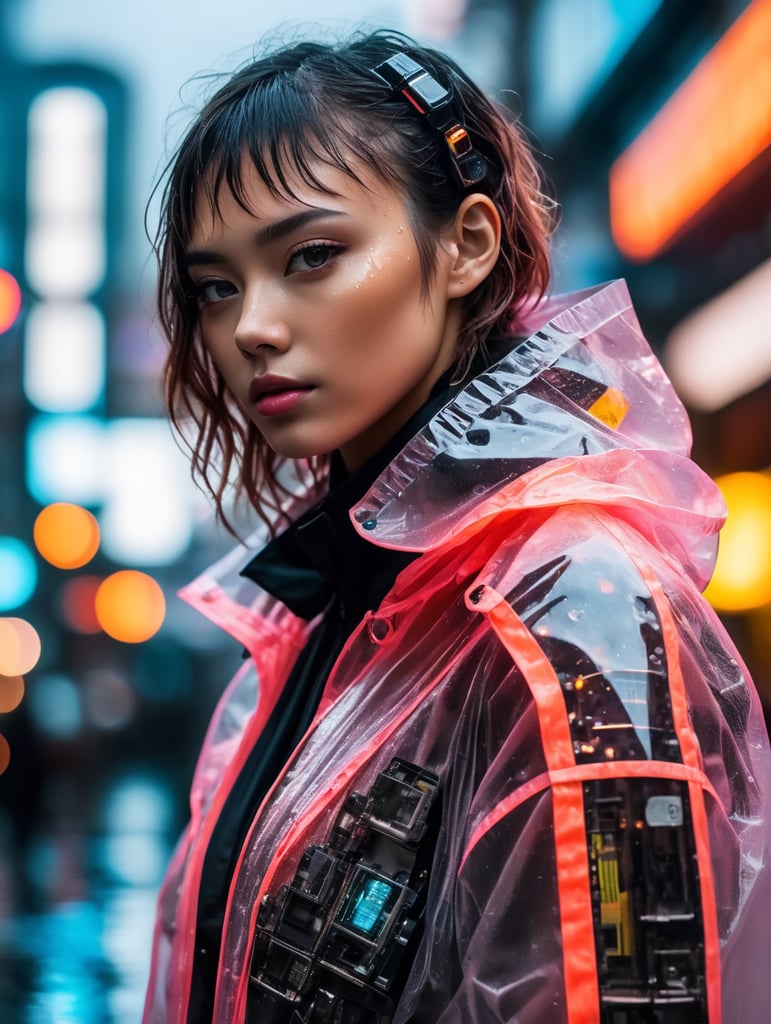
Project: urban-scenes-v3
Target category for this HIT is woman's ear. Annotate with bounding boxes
[446,193,502,298]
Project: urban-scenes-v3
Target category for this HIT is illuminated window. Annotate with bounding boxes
[24,301,105,412]
[26,414,106,506]
[25,87,106,297]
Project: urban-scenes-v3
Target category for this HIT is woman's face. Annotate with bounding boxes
[186,157,463,471]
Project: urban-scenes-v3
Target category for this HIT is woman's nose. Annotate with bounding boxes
[234,286,291,356]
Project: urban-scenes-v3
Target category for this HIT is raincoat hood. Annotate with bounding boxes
[350,278,724,591]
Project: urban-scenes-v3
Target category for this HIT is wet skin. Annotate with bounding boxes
[186,158,465,471]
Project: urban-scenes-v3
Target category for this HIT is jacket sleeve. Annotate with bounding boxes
[426,511,771,1024]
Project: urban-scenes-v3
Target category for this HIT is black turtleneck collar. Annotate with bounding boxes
[240,361,474,620]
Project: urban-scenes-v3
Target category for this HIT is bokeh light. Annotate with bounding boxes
[59,575,103,633]
[0,735,10,774]
[0,537,38,610]
[95,571,165,643]
[33,502,100,569]
[83,668,136,730]
[705,471,771,612]
[0,268,22,333]
[28,673,82,739]
[0,617,42,675]
[0,675,25,713]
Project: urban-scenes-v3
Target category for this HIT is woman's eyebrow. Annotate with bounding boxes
[184,207,347,267]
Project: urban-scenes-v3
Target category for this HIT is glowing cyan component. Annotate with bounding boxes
[0,269,22,333]
[0,537,37,610]
[33,502,100,569]
[0,618,42,675]
[95,571,166,643]
[705,472,771,612]
[0,676,24,714]
[348,878,394,935]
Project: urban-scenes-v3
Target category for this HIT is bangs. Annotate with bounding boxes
[175,71,404,239]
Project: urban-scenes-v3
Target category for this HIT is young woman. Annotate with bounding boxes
[143,29,771,1024]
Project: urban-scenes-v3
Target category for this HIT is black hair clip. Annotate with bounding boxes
[371,52,487,189]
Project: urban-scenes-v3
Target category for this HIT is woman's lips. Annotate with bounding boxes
[253,386,314,417]
[249,375,315,417]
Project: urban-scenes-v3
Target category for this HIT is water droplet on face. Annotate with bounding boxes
[396,225,404,234]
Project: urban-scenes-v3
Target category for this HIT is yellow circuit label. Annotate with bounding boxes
[588,386,630,429]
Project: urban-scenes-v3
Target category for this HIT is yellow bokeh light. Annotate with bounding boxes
[0,675,25,713]
[33,502,100,569]
[0,735,9,773]
[95,571,165,643]
[705,471,771,612]
[0,618,41,675]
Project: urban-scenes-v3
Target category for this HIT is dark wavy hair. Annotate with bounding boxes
[151,28,555,532]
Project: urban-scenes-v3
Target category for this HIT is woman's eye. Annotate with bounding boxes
[286,243,342,275]
[195,279,237,305]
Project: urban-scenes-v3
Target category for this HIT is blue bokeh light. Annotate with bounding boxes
[0,536,38,610]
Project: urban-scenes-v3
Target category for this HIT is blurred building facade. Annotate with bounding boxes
[0,0,770,1019]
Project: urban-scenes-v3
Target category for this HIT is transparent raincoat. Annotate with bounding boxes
[143,279,771,1024]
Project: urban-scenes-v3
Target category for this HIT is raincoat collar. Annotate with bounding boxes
[347,279,725,589]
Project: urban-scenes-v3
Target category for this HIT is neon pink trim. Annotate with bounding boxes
[460,759,719,870]
[484,593,574,771]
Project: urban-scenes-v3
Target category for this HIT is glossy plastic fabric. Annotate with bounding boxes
[143,280,771,1024]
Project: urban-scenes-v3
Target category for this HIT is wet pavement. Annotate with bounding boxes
[0,772,174,1023]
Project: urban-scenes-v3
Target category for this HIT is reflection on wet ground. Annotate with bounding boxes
[0,773,174,1022]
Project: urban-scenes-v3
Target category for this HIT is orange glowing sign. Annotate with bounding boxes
[610,0,771,261]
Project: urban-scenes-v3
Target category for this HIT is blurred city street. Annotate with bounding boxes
[1,0,770,1019]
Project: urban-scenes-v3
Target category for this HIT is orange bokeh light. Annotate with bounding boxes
[95,571,165,643]
[0,735,9,774]
[59,575,103,633]
[0,618,41,676]
[0,269,22,334]
[0,675,25,713]
[33,502,100,569]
